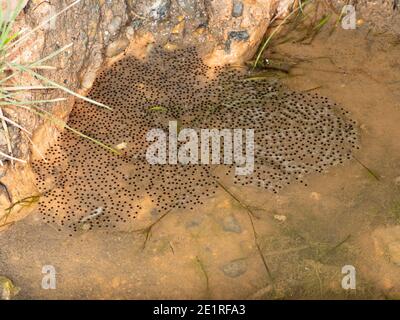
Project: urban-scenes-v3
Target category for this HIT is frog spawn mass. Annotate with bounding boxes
[32,47,359,233]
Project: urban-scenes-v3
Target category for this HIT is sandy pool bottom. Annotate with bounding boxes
[0,26,400,299]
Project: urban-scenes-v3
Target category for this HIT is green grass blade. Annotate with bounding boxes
[9,63,112,110]
[313,14,331,32]
[253,0,311,69]
[17,104,120,155]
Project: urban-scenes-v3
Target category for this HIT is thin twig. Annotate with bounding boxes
[0,150,26,163]
[253,0,312,68]
[0,107,13,165]
[319,234,351,262]
[133,209,173,249]
[2,86,56,91]
[212,176,274,283]
[22,131,47,162]
[0,112,31,135]
[353,156,380,181]
[196,256,210,297]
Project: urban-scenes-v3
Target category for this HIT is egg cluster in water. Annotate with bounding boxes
[32,47,359,233]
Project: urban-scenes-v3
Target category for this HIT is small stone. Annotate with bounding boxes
[131,19,143,30]
[171,19,185,34]
[222,259,247,278]
[108,16,123,37]
[221,215,241,233]
[225,31,249,51]
[177,0,196,14]
[273,214,287,222]
[228,30,249,41]
[232,1,243,17]
[106,37,129,57]
[149,0,171,21]
[0,276,20,300]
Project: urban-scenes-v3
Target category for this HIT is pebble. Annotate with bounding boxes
[232,1,244,17]
[229,30,249,41]
[222,259,247,278]
[131,19,143,30]
[108,16,123,37]
[221,215,242,233]
[177,0,196,14]
[149,0,171,21]
[273,214,287,222]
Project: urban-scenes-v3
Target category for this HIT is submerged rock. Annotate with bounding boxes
[232,1,244,17]
[221,215,242,233]
[222,259,248,278]
[229,31,250,41]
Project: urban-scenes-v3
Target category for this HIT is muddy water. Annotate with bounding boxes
[0,26,400,299]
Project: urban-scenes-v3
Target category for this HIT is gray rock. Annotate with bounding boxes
[232,1,243,17]
[185,216,202,228]
[225,30,250,51]
[229,30,249,41]
[222,215,242,233]
[149,0,171,21]
[108,16,123,37]
[222,259,247,278]
[177,0,197,14]
[131,19,143,30]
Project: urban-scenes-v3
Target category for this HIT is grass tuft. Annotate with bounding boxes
[0,0,116,166]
